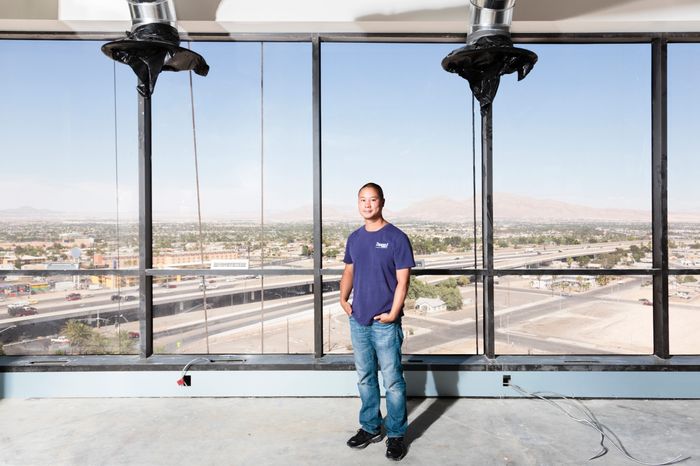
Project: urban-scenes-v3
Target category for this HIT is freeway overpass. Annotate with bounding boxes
[1,240,646,346]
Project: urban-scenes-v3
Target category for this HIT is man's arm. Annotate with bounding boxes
[339,263,354,316]
[373,268,410,323]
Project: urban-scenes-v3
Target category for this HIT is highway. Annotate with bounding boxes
[401,276,649,354]
[1,240,656,354]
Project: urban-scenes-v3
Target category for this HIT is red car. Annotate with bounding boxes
[65,293,81,301]
[127,331,140,339]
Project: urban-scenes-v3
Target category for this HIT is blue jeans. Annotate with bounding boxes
[349,315,407,438]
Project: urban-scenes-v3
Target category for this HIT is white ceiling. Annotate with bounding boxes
[0,0,699,34]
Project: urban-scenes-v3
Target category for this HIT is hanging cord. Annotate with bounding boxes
[471,95,479,354]
[259,42,266,353]
[112,61,123,351]
[508,383,690,465]
[187,42,211,354]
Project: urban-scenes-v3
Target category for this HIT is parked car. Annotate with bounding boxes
[111,294,123,301]
[65,293,81,301]
[160,282,177,289]
[639,298,652,306]
[124,295,138,302]
[51,335,70,344]
[127,331,140,339]
[199,284,218,291]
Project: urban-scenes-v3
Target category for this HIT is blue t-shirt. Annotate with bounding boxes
[343,223,415,326]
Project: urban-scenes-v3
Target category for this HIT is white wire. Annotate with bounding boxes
[508,383,690,465]
[180,357,211,378]
[186,41,211,355]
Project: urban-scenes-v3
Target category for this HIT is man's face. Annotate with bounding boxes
[358,187,384,221]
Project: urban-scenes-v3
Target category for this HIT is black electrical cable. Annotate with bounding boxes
[508,383,690,465]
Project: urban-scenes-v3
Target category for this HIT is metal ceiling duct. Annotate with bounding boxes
[441,1,537,359]
[442,0,536,108]
[127,0,178,30]
[101,0,209,97]
[468,0,515,44]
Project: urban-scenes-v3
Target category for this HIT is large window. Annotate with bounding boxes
[0,40,138,355]
[668,43,700,355]
[1,37,696,362]
[321,43,480,355]
[493,44,653,354]
[151,42,312,354]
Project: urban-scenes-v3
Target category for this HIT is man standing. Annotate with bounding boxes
[341,182,415,461]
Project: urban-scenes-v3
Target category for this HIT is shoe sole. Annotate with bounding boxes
[347,434,383,449]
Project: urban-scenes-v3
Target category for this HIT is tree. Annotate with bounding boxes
[407,277,437,300]
[61,320,95,350]
[437,286,463,311]
[89,332,111,354]
[456,276,471,287]
[323,248,339,258]
[576,255,591,267]
[409,277,463,311]
[113,330,136,354]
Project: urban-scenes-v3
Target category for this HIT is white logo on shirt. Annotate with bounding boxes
[375,242,389,249]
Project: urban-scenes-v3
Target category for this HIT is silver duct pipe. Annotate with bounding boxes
[467,0,515,44]
[127,0,177,30]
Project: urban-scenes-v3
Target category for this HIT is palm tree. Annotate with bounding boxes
[61,320,95,351]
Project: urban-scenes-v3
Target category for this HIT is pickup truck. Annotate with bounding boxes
[7,304,38,317]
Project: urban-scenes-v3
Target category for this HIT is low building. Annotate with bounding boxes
[415,297,446,314]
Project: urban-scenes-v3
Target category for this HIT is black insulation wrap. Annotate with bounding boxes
[442,35,537,109]
[102,23,209,97]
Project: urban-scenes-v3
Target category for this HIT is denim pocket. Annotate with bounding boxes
[373,319,392,326]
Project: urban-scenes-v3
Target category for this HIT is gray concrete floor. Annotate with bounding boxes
[0,397,698,466]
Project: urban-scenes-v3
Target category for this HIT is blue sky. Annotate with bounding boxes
[0,39,697,219]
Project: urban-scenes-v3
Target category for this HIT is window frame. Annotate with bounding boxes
[1,31,699,372]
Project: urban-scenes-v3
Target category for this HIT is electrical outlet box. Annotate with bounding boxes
[183,375,191,386]
[502,375,511,386]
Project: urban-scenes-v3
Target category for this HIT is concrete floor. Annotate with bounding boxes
[1,397,698,466]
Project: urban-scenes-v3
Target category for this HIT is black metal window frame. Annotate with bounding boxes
[2,31,700,372]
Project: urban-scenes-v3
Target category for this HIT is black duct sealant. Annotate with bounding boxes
[102,23,209,97]
[442,35,537,112]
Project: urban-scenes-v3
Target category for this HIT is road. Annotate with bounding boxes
[1,240,658,354]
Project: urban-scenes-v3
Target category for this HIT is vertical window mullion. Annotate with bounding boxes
[651,37,670,358]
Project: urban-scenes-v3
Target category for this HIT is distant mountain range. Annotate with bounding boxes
[0,206,68,219]
[391,193,656,223]
[316,193,700,223]
[4,194,700,223]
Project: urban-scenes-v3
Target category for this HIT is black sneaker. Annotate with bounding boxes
[385,437,406,461]
[346,429,382,449]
